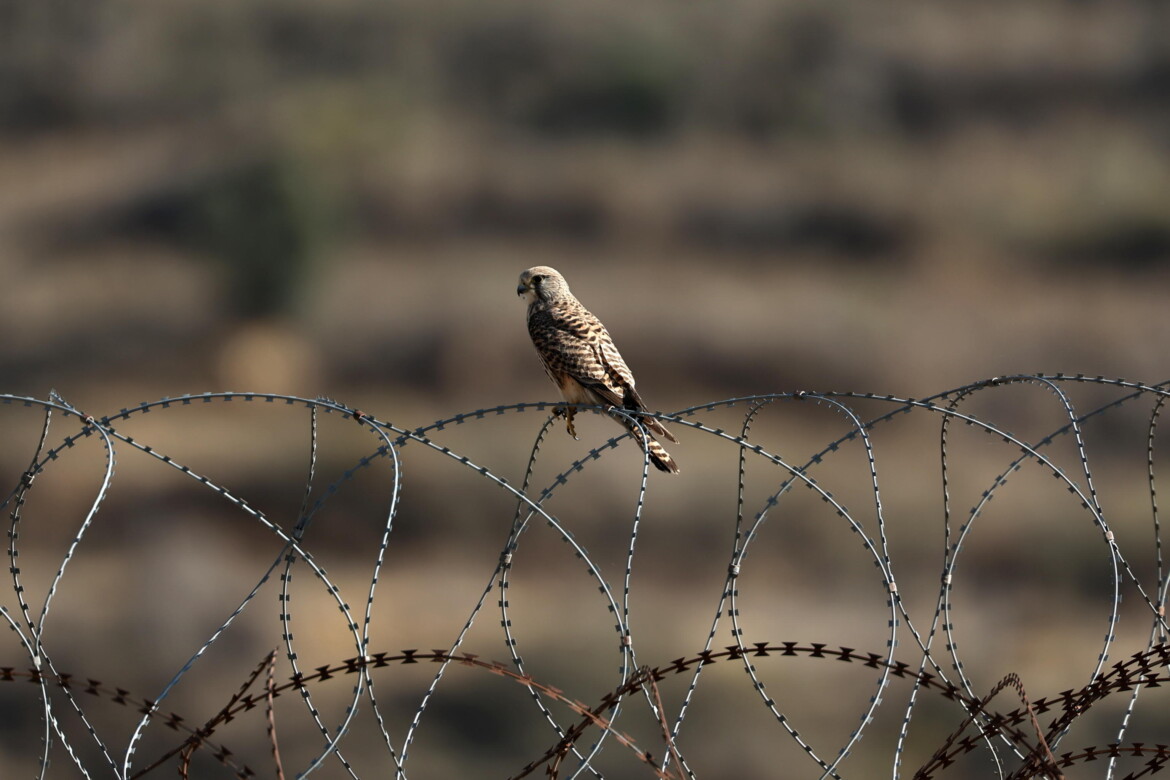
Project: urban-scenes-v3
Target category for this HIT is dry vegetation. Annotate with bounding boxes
[1,1,1169,777]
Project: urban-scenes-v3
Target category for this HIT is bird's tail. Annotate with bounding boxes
[620,416,680,474]
[643,415,678,444]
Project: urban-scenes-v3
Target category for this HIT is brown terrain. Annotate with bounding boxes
[1,2,1168,777]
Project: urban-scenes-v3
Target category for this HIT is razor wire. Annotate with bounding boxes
[0,374,1168,779]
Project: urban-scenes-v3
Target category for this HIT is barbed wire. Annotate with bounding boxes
[1,374,1168,778]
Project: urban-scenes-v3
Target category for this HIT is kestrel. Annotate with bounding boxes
[517,266,679,474]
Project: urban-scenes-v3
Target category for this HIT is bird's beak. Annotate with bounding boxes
[516,282,528,296]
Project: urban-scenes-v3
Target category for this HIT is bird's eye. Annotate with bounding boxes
[531,275,544,285]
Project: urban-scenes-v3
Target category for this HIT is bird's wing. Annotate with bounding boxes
[530,303,630,408]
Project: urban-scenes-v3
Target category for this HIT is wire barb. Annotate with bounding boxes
[0,375,1168,777]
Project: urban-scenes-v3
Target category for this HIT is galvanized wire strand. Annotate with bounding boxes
[98,388,1170,771]
[76,397,617,778]
[494,408,652,780]
[1027,378,1121,688]
[15,646,1170,772]
[396,553,498,779]
[349,412,407,777]
[4,380,1170,778]
[925,377,1170,777]
[498,403,857,776]
[1026,376,1127,777]
[276,404,364,780]
[504,408,656,779]
[3,398,61,778]
[286,408,406,778]
[497,415,601,774]
[946,380,1067,759]
[4,397,53,648]
[391,409,536,778]
[275,406,393,779]
[1105,392,1170,780]
[5,397,124,779]
[599,408,671,780]
[361,405,639,778]
[0,392,804,780]
[911,376,1106,777]
[1146,393,1168,643]
[790,383,1057,776]
[63,395,392,778]
[0,604,99,780]
[659,398,776,780]
[955,378,1170,631]
[721,396,893,779]
[715,393,902,778]
[935,378,1057,775]
[607,396,952,777]
[709,394,954,680]
[5,640,1167,779]
[792,394,899,780]
[55,396,373,778]
[849,382,1170,628]
[1029,378,1170,780]
[936,380,1169,669]
[38,409,117,660]
[908,381,1006,780]
[927,382,1113,765]
[683,382,1170,777]
[497,414,649,779]
[5,414,110,780]
[484,404,728,777]
[629,404,864,776]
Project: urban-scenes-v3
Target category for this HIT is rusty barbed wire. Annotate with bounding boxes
[2,641,1167,777]
[1,375,1168,778]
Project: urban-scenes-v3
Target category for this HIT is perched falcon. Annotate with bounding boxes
[517,266,679,474]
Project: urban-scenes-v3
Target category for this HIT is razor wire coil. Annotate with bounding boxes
[1,374,1169,779]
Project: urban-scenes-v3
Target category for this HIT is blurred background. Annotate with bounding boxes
[2,0,1169,777]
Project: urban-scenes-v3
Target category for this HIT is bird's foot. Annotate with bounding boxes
[553,405,579,439]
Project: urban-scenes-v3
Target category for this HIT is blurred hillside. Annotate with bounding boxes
[1,0,1168,413]
[1,2,1170,776]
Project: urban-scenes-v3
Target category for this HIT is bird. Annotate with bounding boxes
[516,266,679,474]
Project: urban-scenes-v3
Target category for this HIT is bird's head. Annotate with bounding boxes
[517,266,571,306]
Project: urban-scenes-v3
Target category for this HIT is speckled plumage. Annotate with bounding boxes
[517,266,679,474]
